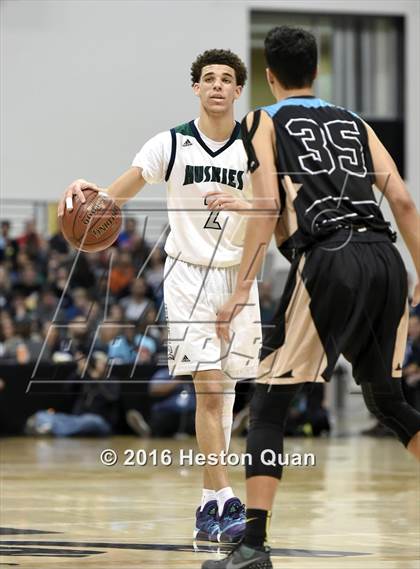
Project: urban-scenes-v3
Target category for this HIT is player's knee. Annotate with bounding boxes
[221,391,235,423]
[245,384,300,480]
[196,390,224,415]
[362,380,420,447]
[249,383,300,428]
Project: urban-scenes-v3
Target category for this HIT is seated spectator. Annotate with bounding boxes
[35,286,61,324]
[131,234,151,268]
[362,314,420,438]
[117,217,139,250]
[126,367,195,437]
[17,219,47,263]
[0,221,18,265]
[0,318,50,363]
[104,318,157,365]
[146,249,165,305]
[24,351,120,437]
[132,323,157,364]
[49,265,74,312]
[14,263,43,301]
[403,314,420,410]
[136,305,162,348]
[109,251,135,298]
[106,323,137,364]
[0,265,11,311]
[70,253,96,290]
[49,230,69,255]
[41,320,65,362]
[62,315,93,358]
[0,315,16,360]
[120,277,153,322]
[66,287,94,321]
[259,281,277,324]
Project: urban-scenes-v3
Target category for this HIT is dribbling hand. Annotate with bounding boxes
[58,179,102,217]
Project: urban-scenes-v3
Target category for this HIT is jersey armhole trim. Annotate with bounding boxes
[240,109,262,173]
[165,129,177,182]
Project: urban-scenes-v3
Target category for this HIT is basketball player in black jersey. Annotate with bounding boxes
[202,26,420,569]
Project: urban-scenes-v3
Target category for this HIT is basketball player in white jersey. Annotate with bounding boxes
[59,50,262,544]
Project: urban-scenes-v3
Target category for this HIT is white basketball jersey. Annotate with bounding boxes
[132,119,251,267]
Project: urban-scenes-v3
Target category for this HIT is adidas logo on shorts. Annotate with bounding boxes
[182,354,190,362]
[182,139,193,147]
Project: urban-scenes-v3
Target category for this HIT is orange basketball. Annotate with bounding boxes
[59,189,122,252]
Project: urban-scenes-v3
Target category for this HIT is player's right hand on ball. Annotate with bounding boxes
[58,179,102,217]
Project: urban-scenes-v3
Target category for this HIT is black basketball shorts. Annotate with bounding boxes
[258,232,409,385]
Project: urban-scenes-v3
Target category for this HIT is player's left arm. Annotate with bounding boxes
[216,111,279,341]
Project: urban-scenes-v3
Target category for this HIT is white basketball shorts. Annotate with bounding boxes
[164,256,262,380]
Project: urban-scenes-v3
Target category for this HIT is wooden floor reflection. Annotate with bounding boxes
[0,436,419,568]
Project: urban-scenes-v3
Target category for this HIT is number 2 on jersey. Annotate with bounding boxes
[204,210,222,230]
[203,197,222,230]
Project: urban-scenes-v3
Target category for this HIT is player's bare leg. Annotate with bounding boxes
[407,431,420,459]
[246,476,278,511]
[193,369,246,543]
[194,369,229,489]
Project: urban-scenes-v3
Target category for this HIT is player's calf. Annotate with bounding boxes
[361,379,420,455]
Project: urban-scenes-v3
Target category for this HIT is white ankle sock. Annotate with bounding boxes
[216,486,235,516]
[201,488,217,511]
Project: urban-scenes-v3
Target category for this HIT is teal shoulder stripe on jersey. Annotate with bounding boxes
[261,97,360,119]
[173,122,195,137]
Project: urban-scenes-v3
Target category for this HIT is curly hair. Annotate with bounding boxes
[190,49,247,86]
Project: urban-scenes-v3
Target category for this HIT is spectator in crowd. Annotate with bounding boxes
[132,322,157,364]
[109,251,135,298]
[0,265,11,310]
[0,220,18,266]
[17,219,47,263]
[117,217,140,250]
[65,315,93,357]
[120,277,153,322]
[126,367,195,438]
[117,218,152,269]
[362,311,420,438]
[145,249,165,305]
[48,265,74,312]
[132,234,152,269]
[258,281,277,324]
[103,320,157,365]
[135,305,161,349]
[14,263,43,298]
[105,321,136,364]
[403,314,420,410]
[49,229,69,255]
[34,287,61,324]
[70,253,96,290]
[0,315,17,360]
[24,350,120,436]
[66,287,93,321]
[10,292,32,323]
[0,317,50,363]
[41,320,65,362]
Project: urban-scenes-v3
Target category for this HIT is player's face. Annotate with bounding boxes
[193,64,242,113]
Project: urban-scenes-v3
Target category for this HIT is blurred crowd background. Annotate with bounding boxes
[0,216,419,439]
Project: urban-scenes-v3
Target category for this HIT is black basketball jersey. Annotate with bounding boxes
[253,96,394,259]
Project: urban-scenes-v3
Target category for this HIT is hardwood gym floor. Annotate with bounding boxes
[0,436,419,568]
